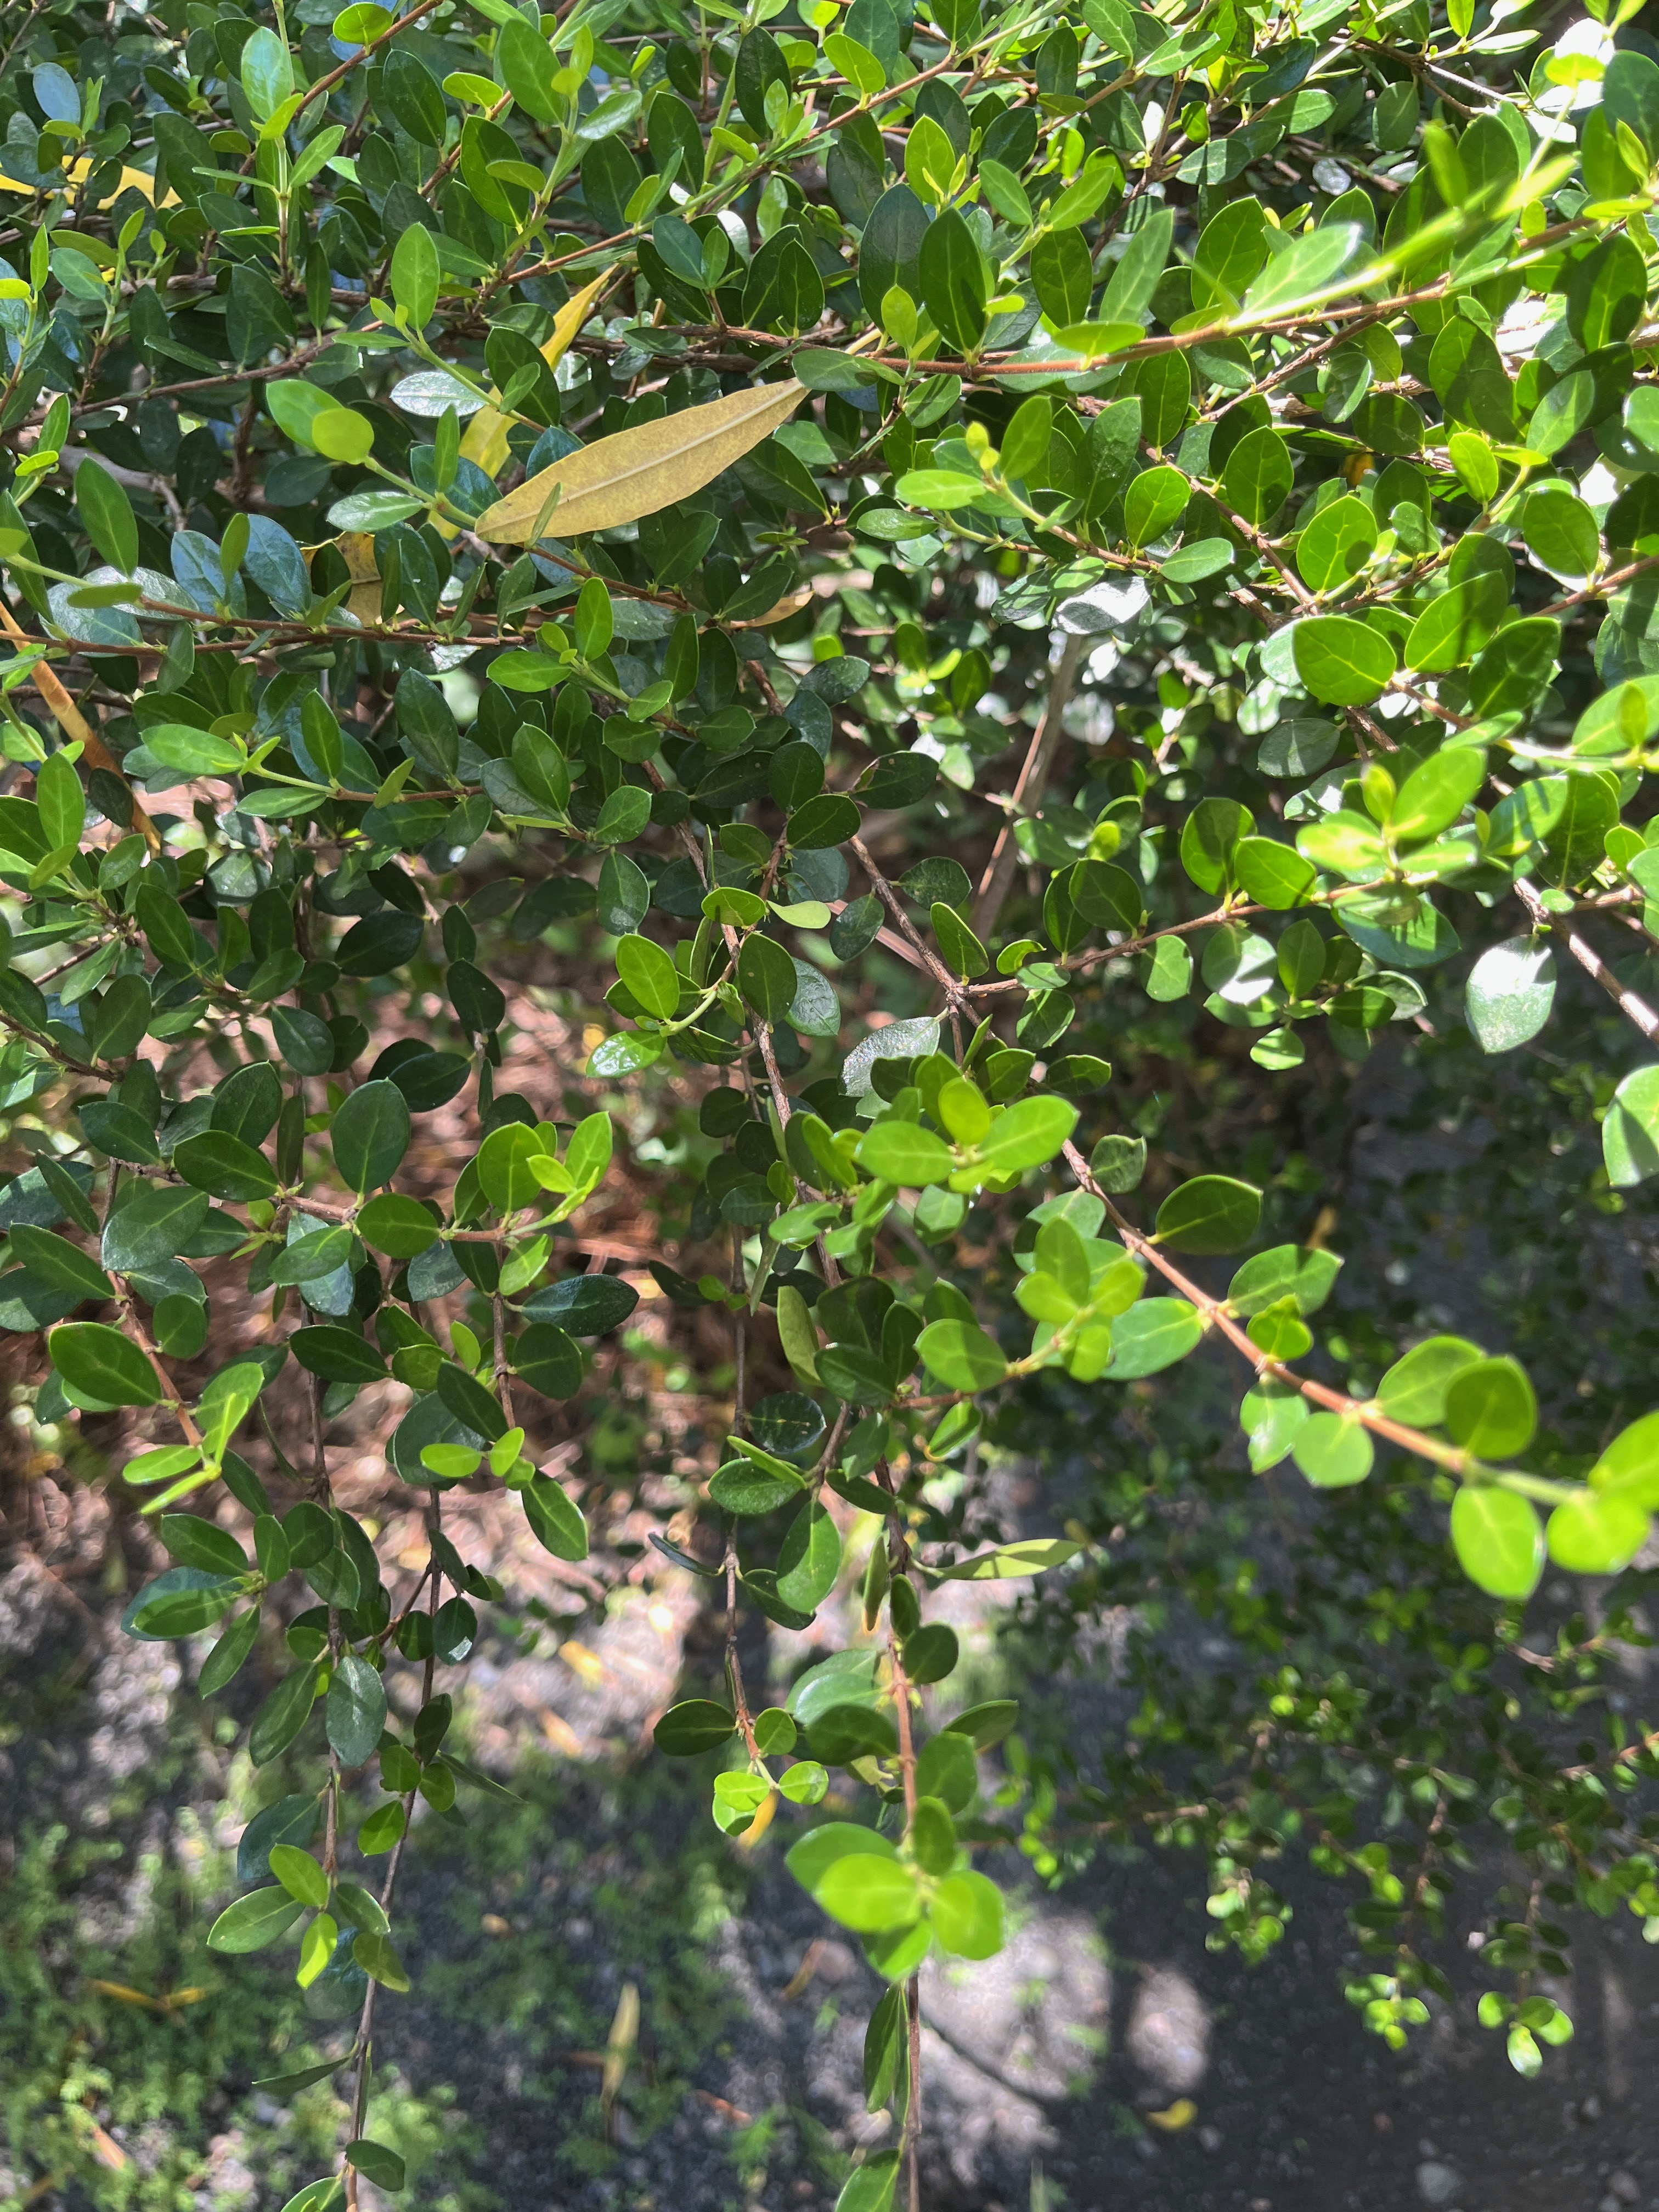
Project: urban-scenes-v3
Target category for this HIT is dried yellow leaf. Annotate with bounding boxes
[475,378,805,545]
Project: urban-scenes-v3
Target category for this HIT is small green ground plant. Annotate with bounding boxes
[8,0,1659,2199]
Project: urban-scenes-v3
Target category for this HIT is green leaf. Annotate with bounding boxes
[391,224,439,331]
[352,1932,410,1992]
[916,1317,1007,1392]
[9,1225,109,1303]
[207,1887,305,1953]
[1242,219,1363,315]
[1603,1064,1659,1187]
[1404,580,1503,673]
[1291,616,1395,706]
[1450,1487,1543,1600]
[241,25,294,115]
[157,1513,246,1575]
[653,1699,737,1754]
[1221,428,1292,528]
[976,1097,1077,1175]
[1296,496,1378,592]
[737,933,799,1022]
[1103,1299,1202,1378]
[1124,463,1190,548]
[1180,797,1250,893]
[1545,1492,1649,1575]
[75,458,138,574]
[594,786,652,844]
[1589,1410,1659,1510]
[1522,485,1599,579]
[1465,938,1555,1054]
[615,933,681,1020]
[931,900,988,980]
[435,1361,507,1441]
[268,1843,330,1908]
[331,1080,411,1194]
[122,1566,238,1639]
[477,1122,546,1212]
[1099,205,1173,326]
[787,794,861,850]
[522,1474,588,1560]
[776,1497,842,1612]
[199,1607,260,1696]
[1234,838,1316,910]
[137,881,204,968]
[237,1795,319,1882]
[36,751,84,852]
[1291,1410,1373,1487]
[49,1322,160,1406]
[290,1327,386,1385]
[1375,1335,1485,1426]
[249,1666,320,1764]
[933,1538,1080,1581]
[1226,1244,1341,1317]
[173,1130,278,1202]
[521,1275,639,1334]
[834,2152,901,2212]
[918,207,986,356]
[357,1194,440,1257]
[856,1121,955,1186]
[1155,1176,1261,1254]
[814,1852,922,1933]
[346,2142,406,2194]
[928,1869,1004,1958]
[326,1654,387,1767]
[1295,811,1386,878]
[1443,1355,1536,1460]
[1390,747,1485,839]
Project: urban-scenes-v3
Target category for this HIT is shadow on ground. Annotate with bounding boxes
[8,1504,1659,2212]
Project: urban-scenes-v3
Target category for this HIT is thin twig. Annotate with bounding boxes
[1515,877,1659,1045]
[971,632,1085,949]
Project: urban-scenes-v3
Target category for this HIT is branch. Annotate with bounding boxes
[1515,877,1659,1046]
[971,631,1085,949]
[1062,1139,1574,1505]
[0,598,159,851]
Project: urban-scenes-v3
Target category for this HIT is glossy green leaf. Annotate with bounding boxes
[207,1887,306,1953]
[1155,1176,1261,1254]
[1292,616,1395,706]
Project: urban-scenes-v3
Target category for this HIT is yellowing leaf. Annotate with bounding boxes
[458,272,611,489]
[1147,2100,1197,2132]
[602,1980,640,2107]
[475,379,806,544]
[326,531,382,624]
[0,157,178,207]
[733,585,815,629]
[87,1979,162,2009]
[559,1637,606,1686]
[735,1787,778,1850]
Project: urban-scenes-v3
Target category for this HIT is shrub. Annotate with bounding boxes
[3,0,1659,2197]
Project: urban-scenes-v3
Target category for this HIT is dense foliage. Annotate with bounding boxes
[10,0,1659,2197]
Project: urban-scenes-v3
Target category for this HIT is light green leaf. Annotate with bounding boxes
[1450,1487,1544,1600]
